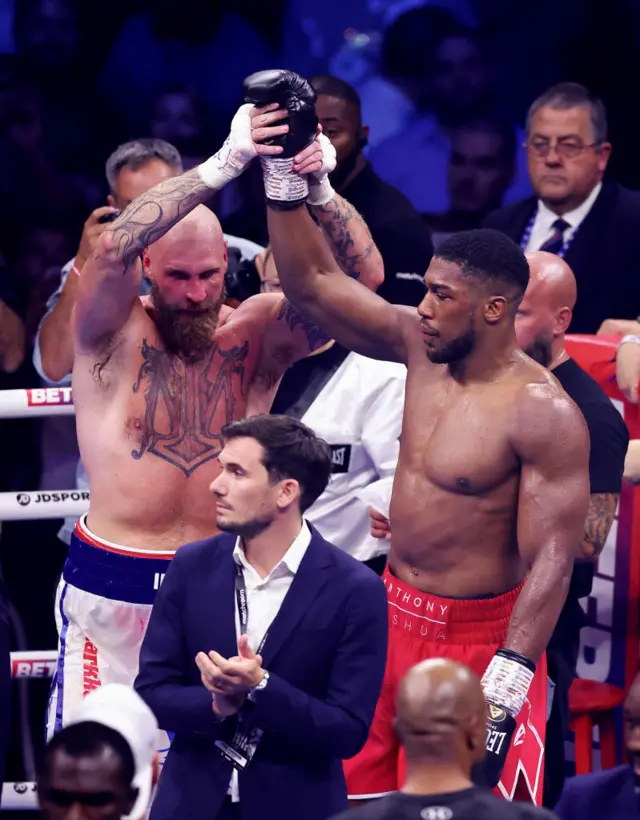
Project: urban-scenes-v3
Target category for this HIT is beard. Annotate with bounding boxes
[329,144,361,192]
[216,512,274,539]
[426,326,476,364]
[151,281,223,363]
[523,334,553,367]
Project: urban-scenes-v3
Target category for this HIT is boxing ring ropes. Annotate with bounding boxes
[0,336,639,809]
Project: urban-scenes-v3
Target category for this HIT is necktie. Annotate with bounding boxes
[539,218,570,255]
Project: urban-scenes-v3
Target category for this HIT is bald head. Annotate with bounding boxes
[150,204,225,259]
[515,251,577,367]
[396,659,486,768]
[525,251,577,312]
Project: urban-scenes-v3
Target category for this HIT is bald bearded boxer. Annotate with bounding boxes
[245,69,590,805]
[47,103,383,737]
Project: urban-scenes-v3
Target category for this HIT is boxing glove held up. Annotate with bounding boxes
[476,649,536,788]
[243,70,318,209]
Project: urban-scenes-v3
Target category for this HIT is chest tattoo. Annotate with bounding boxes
[131,338,249,476]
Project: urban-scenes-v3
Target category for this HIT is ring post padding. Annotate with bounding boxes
[0,387,74,418]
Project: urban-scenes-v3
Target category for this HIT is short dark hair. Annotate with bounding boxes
[526,82,608,144]
[39,722,135,788]
[221,415,332,512]
[105,138,183,193]
[310,75,362,123]
[435,229,529,303]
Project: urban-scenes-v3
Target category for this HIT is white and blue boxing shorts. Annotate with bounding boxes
[47,514,173,749]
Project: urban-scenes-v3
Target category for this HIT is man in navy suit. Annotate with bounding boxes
[483,82,640,334]
[135,414,389,820]
[554,671,640,819]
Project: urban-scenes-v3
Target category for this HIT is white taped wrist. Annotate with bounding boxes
[619,335,640,351]
[260,157,309,203]
[197,155,229,190]
[307,176,335,206]
[481,653,534,718]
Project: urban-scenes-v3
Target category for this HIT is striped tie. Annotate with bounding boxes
[539,218,570,255]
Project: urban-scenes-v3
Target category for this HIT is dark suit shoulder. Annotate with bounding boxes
[611,182,640,220]
[561,764,632,797]
[482,196,537,231]
[171,533,235,569]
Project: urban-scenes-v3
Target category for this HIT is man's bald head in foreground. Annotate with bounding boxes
[515,251,577,367]
[396,659,486,773]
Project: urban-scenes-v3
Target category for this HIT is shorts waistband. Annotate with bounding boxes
[383,566,523,643]
[63,516,173,605]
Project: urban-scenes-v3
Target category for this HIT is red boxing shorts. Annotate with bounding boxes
[344,566,547,805]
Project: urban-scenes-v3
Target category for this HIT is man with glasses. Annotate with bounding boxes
[484,82,640,333]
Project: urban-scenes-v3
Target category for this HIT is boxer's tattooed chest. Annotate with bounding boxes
[130,338,249,476]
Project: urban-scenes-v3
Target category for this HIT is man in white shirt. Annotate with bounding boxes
[484,82,640,333]
[135,414,388,820]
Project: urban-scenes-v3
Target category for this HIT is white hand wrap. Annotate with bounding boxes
[618,335,640,350]
[197,104,256,190]
[260,157,309,203]
[307,132,337,206]
[481,651,535,718]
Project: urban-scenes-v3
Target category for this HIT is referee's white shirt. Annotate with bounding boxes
[302,352,406,562]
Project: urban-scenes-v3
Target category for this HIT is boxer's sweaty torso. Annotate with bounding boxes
[73,297,289,551]
[391,337,561,598]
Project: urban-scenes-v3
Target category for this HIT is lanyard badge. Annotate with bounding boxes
[214,563,268,770]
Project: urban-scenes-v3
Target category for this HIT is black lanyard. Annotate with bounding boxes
[234,562,268,655]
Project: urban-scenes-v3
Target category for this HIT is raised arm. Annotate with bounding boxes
[507,384,591,662]
[268,205,409,363]
[74,104,281,352]
[309,192,383,290]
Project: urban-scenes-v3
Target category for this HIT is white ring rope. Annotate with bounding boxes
[0,490,89,520]
[0,387,74,418]
[1,782,38,810]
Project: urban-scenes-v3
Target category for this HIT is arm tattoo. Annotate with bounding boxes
[102,169,212,272]
[583,492,618,557]
[276,299,331,353]
[312,196,374,281]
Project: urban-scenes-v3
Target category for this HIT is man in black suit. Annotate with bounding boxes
[483,82,640,333]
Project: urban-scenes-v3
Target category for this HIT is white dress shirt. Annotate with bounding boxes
[525,181,602,252]
[227,522,311,802]
[302,353,406,562]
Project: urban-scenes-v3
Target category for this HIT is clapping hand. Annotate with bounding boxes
[196,635,265,707]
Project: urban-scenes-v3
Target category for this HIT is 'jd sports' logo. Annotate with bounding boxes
[17,494,31,506]
[489,704,507,722]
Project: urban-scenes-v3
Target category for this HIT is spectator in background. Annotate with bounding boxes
[310,74,433,305]
[260,248,405,575]
[0,263,25,374]
[149,85,213,172]
[12,0,124,211]
[425,117,516,248]
[484,82,640,333]
[99,0,275,138]
[368,12,532,215]
[554,670,640,820]
[38,684,159,820]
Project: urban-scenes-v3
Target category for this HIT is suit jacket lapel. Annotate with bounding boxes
[564,182,613,303]
[207,536,239,662]
[260,530,332,666]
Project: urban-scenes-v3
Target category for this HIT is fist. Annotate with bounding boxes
[243,69,317,158]
[597,318,640,337]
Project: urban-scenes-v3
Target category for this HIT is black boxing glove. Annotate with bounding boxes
[476,649,536,788]
[243,69,318,210]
